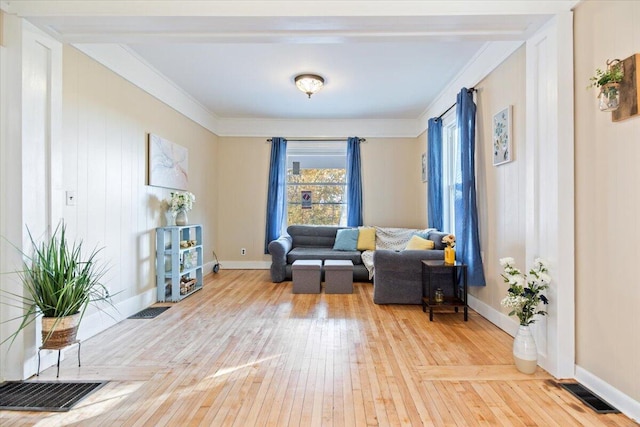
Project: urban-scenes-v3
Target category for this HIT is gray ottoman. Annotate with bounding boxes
[292,260,322,294]
[324,260,354,294]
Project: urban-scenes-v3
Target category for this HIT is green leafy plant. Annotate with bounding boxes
[1,222,114,346]
[587,60,623,90]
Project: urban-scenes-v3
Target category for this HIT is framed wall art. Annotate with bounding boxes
[492,106,512,166]
[421,152,427,182]
[148,134,189,190]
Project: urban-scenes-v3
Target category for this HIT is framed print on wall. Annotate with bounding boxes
[492,106,512,166]
[148,134,189,190]
[421,152,427,182]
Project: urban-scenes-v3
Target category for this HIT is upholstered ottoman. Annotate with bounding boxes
[324,260,354,294]
[292,260,322,294]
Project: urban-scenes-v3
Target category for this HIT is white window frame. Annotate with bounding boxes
[441,111,458,235]
[286,141,347,226]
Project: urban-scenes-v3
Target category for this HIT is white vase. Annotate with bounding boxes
[175,210,188,226]
[165,211,176,226]
[513,325,538,374]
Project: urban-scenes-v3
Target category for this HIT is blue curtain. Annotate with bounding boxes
[264,137,287,253]
[427,118,443,231]
[455,88,486,286]
[346,137,363,226]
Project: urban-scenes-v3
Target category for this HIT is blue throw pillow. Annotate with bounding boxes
[333,228,359,251]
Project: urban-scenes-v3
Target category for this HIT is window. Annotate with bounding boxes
[286,142,347,226]
[442,111,459,235]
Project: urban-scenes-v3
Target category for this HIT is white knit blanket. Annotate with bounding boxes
[361,226,435,279]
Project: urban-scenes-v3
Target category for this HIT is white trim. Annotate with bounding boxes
[72,43,221,134]
[420,41,523,123]
[525,12,575,379]
[215,117,423,138]
[575,366,640,423]
[219,261,270,270]
[467,293,518,337]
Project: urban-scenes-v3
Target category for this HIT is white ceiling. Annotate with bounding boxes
[7,1,580,121]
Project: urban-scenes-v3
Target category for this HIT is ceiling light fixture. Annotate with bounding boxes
[295,74,325,98]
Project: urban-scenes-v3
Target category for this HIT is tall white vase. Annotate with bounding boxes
[513,325,538,374]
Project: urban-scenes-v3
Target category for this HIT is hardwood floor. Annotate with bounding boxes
[1,270,636,426]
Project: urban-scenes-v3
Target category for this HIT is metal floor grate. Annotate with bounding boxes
[129,306,170,319]
[559,382,620,414]
[0,381,106,412]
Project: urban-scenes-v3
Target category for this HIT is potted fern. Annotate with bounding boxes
[2,222,113,349]
[588,59,624,112]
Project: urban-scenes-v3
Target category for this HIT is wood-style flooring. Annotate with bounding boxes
[0,270,636,426]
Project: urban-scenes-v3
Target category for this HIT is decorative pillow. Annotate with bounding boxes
[333,228,359,251]
[357,227,376,251]
[404,235,435,250]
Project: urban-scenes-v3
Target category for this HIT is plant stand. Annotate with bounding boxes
[37,340,81,378]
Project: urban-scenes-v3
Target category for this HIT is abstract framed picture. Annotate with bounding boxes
[421,152,427,182]
[148,134,189,190]
[492,106,512,166]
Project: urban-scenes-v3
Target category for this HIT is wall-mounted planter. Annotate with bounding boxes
[612,53,640,122]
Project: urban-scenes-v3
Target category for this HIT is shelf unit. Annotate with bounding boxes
[155,225,203,302]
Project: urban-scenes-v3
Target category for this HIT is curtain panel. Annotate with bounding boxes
[427,118,443,231]
[264,137,287,253]
[346,136,363,226]
[455,88,486,286]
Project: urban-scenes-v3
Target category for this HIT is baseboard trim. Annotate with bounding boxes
[467,293,518,337]
[217,261,270,270]
[575,366,640,423]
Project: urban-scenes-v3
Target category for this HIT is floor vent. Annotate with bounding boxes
[129,306,170,319]
[559,382,620,414]
[0,381,106,412]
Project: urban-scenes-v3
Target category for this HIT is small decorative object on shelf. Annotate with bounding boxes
[156,224,203,302]
[442,234,456,264]
[588,59,623,112]
[434,288,444,304]
[165,191,195,226]
[499,257,550,374]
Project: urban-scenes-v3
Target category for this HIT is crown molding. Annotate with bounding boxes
[73,43,222,134]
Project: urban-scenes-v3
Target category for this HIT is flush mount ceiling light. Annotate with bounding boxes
[295,74,325,98]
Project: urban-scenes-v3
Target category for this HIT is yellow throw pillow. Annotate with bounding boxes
[405,235,435,250]
[357,227,376,251]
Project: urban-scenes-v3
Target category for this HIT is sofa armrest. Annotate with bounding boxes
[373,249,444,304]
[268,235,293,282]
[427,231,450,250]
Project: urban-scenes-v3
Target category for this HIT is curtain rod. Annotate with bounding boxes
[266,137,366,143]
[435,87,476,121]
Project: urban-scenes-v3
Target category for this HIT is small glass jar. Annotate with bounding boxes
[434,288,444,304]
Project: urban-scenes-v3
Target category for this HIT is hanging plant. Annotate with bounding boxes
[588,59,623,112]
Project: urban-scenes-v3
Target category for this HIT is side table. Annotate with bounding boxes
[421,260,468,321]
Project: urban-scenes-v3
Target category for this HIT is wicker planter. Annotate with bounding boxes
[41,314,80,349]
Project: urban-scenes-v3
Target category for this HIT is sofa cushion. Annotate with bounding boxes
[333,228,359,251]
[405,235,435,250]
[287,247,363,265]
[357,227,376,250]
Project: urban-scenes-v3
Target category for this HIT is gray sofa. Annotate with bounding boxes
[268,225,371,283]
[268,225,450,305]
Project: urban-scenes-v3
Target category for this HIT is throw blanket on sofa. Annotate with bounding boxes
[361,226,435,279]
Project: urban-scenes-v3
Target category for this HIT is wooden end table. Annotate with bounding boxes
[421,260,468,321]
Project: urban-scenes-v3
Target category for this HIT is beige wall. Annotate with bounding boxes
[216,136,426,262]
[62,46,218,304]
[574,0,640,402]
[466,47,528,312]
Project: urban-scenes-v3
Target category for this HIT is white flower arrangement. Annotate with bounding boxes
[167,191,195,215]
[442,234,456,248]
[500,257,550,326]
